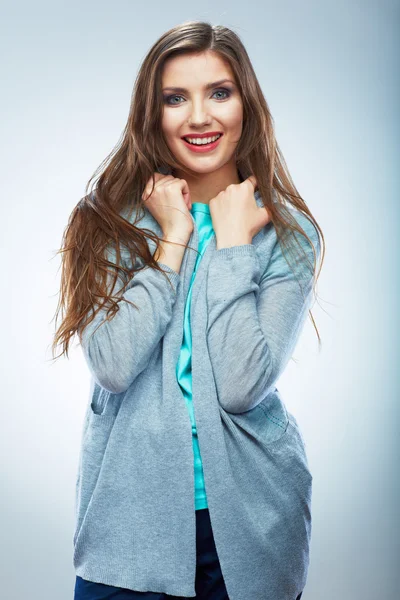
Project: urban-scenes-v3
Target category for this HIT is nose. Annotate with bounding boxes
[188,98,211,127]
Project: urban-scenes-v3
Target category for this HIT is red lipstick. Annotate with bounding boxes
[181,132,223,153]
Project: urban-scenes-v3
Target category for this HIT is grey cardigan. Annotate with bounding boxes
[73,189,320,600]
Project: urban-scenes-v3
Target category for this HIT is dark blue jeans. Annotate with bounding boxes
[74,507,304,600]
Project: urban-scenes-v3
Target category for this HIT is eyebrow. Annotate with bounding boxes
[162,79,236,93]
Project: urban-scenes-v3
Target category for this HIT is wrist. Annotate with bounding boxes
[162,228,193,242]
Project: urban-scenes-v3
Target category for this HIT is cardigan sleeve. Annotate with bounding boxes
[205,213,321,414]
[78,243,181,395]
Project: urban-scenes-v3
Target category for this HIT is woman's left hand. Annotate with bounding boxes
[209,176,271,249]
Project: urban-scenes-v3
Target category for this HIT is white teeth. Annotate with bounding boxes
[184,134,222,145]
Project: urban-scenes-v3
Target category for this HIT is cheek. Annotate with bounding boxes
[161,112,182,141]
[217,101,243,132]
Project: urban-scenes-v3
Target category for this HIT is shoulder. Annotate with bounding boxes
[256,202,320,282]
[254,191,319,251]
[288,206,320,255]
[269,203,321,263]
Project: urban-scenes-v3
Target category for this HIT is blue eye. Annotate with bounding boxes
[163,94,183,105]
[212,88,231,100]
[163,88,232,105]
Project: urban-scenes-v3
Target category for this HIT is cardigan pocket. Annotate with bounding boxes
[257,403,313,491]
[240,400,313,494]
[263,418,313,490]
[89,383,126,420]
[256,399,290,447]
[73,401,118,547]
[246,387,290,448]
[226,395,289,449]
[90,384,111,417]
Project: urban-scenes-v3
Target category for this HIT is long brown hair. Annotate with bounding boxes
[51,20,325,361]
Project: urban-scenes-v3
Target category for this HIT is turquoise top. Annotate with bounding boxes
[176,202,214,510]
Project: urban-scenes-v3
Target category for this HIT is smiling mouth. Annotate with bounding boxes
[181,133,223,153]
[182,133,223,145]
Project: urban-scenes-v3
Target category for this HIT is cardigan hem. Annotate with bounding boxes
[74,565,197,598]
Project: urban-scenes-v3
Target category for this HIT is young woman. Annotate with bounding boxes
[53,20,324,600]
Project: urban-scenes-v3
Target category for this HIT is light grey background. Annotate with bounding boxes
[1,1,398,598]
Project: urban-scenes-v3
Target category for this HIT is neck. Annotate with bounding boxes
[172,161,242,205]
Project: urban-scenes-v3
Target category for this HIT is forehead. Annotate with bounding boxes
[161,51,235,86]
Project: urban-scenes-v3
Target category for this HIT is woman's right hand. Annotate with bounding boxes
[142,173,194,240]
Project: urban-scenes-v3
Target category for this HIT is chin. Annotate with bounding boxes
[177,155,226,173]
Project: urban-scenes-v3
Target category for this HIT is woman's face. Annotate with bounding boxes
[161,51,243,175]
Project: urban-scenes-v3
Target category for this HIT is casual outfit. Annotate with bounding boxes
[73,188,320,600]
